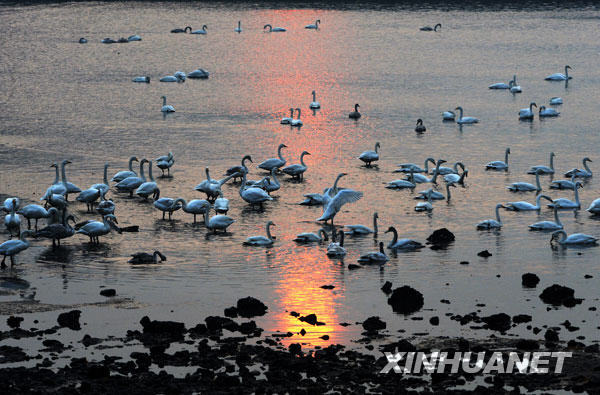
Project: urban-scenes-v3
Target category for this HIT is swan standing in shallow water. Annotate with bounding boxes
[116,159,148,196]
[154,197,182,220]
[291,108,303,126]
[161,96,175,112]
[349,103,361,119]
[133,76,150,83]
[195,168,236,201]
[310,91,320,109]
[539,106,560,117]
[226,154,252,181]
[17,204,50,230]
[565,157,593,178]
[305,19,320,29]
[506,193,553,211]
[587,198,600,215]
[294,228,328,243]
[551,230,597,246]
[112,156,138,182]
[385,226,424,250]
[476,204,505,230]
[486,148,510,171]
[300,172,347,206]
[259,144,287,171]
[455,106,479,124]
[156,152,174,177]
[507,170,542,192]
[244,221,276,246]
[136,161,160,201]
[129,251,166,264]
[345,212,378,236]
[91,163,110,195]
[76,214,120,244]
[240,173,273,207]
[203,207,235,233]
[282,151,310,180]
[76,187,101,212]
[442,110,455,121]
[327,230,346,257]
[548,182,583,209]
[235,21,242,33]
[420,23,441,32]
[4,199,21,238]
[545,65,572,81]
[173,197,210,222]
[529,207,563,231]
[0,231,34,268]
[528,152,555,175]
[317,189,363,226]
[281,108,293,124]
[358,142,380,167]
[41,163,67,200]
[191,25,207,34]
[519,102,536,120]
[357,242,388,265]
[264,24,286,32]
[215,191,229,214]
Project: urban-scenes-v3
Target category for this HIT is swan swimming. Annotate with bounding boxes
[244,221,276,246]
[519,102,536,120]
[529,207,563,231]
[357,242,388,265]
[191,25,207,34]
[282,151,311,180]
[326,230,346,257]
[305,20,320,29]
[310,91,320,109]
[505,193,553,211]
[76,214,120,244]
[0,230,34,268]
[294,228,328,243]
[129,251,166,264]
[442,110,456,121]
[79,38,87,44]
[386,171,416,189]
[539,106,559,117]
[259,144,287,171]
[171,26,192,33]
[509,76,522,93]
[235,21,242,33]
[415,190,434,212]
[414,186,446,200]
[385,226,424,250]
[549,97,563,105]
[488,80,510,89]
[476,204,505,230]
[396,157,435,174]
[550,174,576,190]
[264,24,286,32]
[550,230,597,246]
[548,182,583,209]
[358,142,380,167]
[443,165,468,185]
[188,69,209,79]
[317,189,363,226]
[161,96,175,112]
[486,148,510,171]
[507,170,542,192]
[565,157,593,178]
[528,152,555,175]
[128,35,142,41]
[431,161,464,175]
[455,106,479,124]
[132,76,150,83]
[415,119,426,133]
[408,159,445,184]
[291,108,303,126]
[587,198,600,215]
[281,108,294,124]
[420,23,441,32]
[545,65,572,81]
[349,103,361,119]
[345,212,378,236]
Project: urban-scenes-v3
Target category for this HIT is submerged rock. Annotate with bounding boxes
[388,286,424,314]
[522,273,540,288]
[57,310,81,330]
[482,313,511,332]
[477,250,492,258]
[381,281,393,294]
[7,316,24,329]
[362,316,386,332]
[99,289,116,297]
[426,228,455,245]
[299,314,325,326]
[236,297,268,318]
[140,316,186,337]
[540,284,582,307]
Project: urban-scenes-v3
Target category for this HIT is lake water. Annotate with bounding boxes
[1,1,599,351]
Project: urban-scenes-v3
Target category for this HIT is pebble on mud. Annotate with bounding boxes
[481,313,511,332]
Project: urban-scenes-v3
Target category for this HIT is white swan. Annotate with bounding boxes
[415,190,434,212]
[528,152,555,175]
[79,38,87,43]
[132,76,150,83]
[442,110,456,121]
[291,108,303,126]
[326,230,346,257]
[310,91,320,109]
[486,148,510,171]
[345,212,378,236]
[545,65,572,81]
[507,170,542,192]
[349,103,361,119]
[261,169,281,193]
[90,163,110,195]
[281,108,293,124]
[76,214,120,244]
[154,197,182,220]
[76,188,101,212]
[455,106,479,124]
[160,72,185,82]
[414,186,446,200]
[550,174,576,190]
[506,194,553,211]
[489,80,510,89]
[565,157,593,178]
[282,151,310,180]
[550,97,563,105]
[172,198,210,223]
[17,204,49,230]
[59,159,81,199]
[357,242,388,265]
[258,144,287,171]
[551,230,597,246]
[235,21,242,33]
[305,19,320,29]
[529,207,563,231]
[509,76,522,93]
[409,159,446,183]
[300,172,347,205]
[240,173,273,207]
[420,23,441,32]
[386,172,416,189]
[4,199,21,237]
[294,228,328,243]
[476,204,505,230]
[191,25,207,34]
[112,157,138,182]
[385,226,424,250]
[431,161,464,175]
[0,230,34,268]
[195,167,235,201]
[215,191,229,214]
[317,189,363,226]
[128,34,142,41]
[548,182,582,209]
[136,160,160,200]
[161,96,175,112]
[443,165,468,185]
[358,142,380,167]
[156,152,174,177]
[539,106,559,117]
[188,68,209,79]
[96,193,115,216]
[244,221,276,246]
[264,24,286,32]
[226,155,252,181]
[519,102,536,120]
[396,157,435,174]
[41,163,67,200]
[587,198,600,215]
[116,158,148,196]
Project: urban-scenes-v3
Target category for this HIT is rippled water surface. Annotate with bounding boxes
[1,2,599,348]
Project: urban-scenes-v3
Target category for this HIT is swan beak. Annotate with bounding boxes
[66,160,72,164]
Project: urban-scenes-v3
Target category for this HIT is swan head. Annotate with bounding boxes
[583,157,592,163]
[202,25,207,30]
[539,105,546,112]
[354,103,360,110]
[62,159,72,166]
[242,155,253,163]
[416,118,423,125]
[264,24,272,31]
[530,102,537,108]
[316,19,321,24]
[437,159,447,165]
[140,158,149,165]
[50,163,57,168]
[104,214,118,224]
[576,182,583,189]
[434,23,441,31]
[279,143,288,149]
[506,148,511,154]
[566,65,572,70]
[384,226,395,234]
[130,156,139,162]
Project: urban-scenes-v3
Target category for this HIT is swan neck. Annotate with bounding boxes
[278,145,285,161]
[162,97,167,106]
[140,161,146,181]
[550,154,554,169]
[339,231,344,247]
[204,211,210,227]
[128,157,135,171]
[390,227,398,244]
[52,165,59,184]
[266,223,273,240]
[535,173,541,191]
[103,164,108,185]
[239,173,247,195]
[554,209,561,225]
[495,205,502,223]
[373,214,378,233]
[574,185,580,204]
[61,162,68,183]
[505,150,509,165]
[583,160,591,173]
[148,161,154,182]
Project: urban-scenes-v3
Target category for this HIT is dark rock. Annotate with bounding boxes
[482,313,511,332]
[81,334,102,347]
[362,316,386,332]
[513,314,532,324]
[224,307,238,318]
[239,321,257,335]
[585,344,600,353]
[544,329,559,342]
[477,250,492,258]
[140,316,186,337]
[381,339,416,353]
[540,284,582,307]
[205,316,238,332]
[42,339,64,352]
[584,274,593,279]
[516,339,539,350]
[300,329,306,336]
[348,264,361,270]
[320,335,329,340]
[289,343,302,355]
[460,261,469,265]
[236,297,268,318]
[289,311,299,317]
[426,228,455,245]
[0,345,29,363]
[388,286,424,314]
[429,316,440,326]
[522,273,540,288]
[99,289,116,297]
[320,285,335,290]
[381,281,393,294]
[299,314,325,326]
[57,310,81,330]
[7,316,23,329]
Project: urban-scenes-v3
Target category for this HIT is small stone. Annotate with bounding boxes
[522,273,540,288]
[429,316,440,326]
[320,285,335,290]
[460,261,469,265]
[57,310,81,331]
[388,286,424,314]
[236,297,268,318]
[348,264,361,270]
[7,316,24,329]
[99,289,116,297]
[362,316,386,332]
[381,281,393,294]
[477,250,492,258]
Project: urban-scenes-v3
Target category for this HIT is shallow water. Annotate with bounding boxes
[1,2,599,350]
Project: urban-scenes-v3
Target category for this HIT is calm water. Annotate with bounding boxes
[1,2,599,351]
